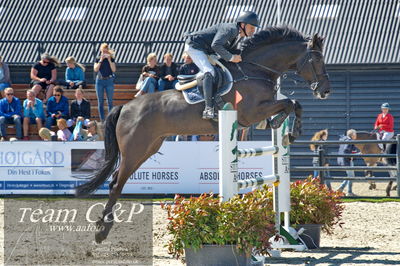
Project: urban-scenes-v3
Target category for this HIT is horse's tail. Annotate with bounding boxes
[75,105,123,197]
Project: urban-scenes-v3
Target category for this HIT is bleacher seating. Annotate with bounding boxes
[4,84,137,140]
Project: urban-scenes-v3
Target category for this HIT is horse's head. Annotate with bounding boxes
[295,34,331,99]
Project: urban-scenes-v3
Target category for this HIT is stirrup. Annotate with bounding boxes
[202,107,215,120]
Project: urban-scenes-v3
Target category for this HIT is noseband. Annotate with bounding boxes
[295,50,329,91]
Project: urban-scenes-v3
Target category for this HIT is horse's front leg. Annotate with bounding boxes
[244,98,301,143]
[290,100,303,139]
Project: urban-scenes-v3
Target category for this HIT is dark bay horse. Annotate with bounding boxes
[355,131,397,196]
[76,27,331,243]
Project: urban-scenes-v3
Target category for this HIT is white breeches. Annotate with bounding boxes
[377,131,394,141]
[184,44,215,76]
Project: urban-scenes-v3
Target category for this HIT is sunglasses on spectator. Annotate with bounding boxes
[6,93,13,96]
[43,60,50,64]
[54,94,61,96]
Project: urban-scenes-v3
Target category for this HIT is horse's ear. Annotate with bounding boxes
[308,33,318,49]
[319,36,326,47]
[310,33,324,50]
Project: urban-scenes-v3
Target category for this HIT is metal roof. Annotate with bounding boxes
[0,0,399,64]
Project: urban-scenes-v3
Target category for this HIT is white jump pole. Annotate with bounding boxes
[275,90,291,231]
[238,146,278,158]
[218,108,238,202]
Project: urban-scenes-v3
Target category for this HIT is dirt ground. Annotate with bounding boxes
[0,181,399,265]
[153,201,400,266]
[153,182,400,266]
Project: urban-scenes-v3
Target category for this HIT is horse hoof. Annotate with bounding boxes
[95,231,107,244]
[270,121,281,129]
[95,218,113,243]
[282,134,290,146]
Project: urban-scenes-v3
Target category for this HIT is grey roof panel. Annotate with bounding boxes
[0,0,398,64]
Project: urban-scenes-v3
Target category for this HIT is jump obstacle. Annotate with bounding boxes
[218,91,306,251]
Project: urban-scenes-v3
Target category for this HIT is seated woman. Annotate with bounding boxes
[64,56,86,89]
[30,53,60,101]
[56,118,72,141]
[45,86,69,129]
[23,89,45,140]
[67,88,90,128]
[135,53,160,97]
[158,53,179,91]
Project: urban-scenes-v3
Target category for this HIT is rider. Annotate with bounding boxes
[374,103,394,149]
[184,11,260,119]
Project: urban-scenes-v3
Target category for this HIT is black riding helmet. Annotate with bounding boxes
[236,11,260,37]
[236,11,260,28]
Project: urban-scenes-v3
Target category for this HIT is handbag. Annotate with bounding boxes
[136,74,144,90]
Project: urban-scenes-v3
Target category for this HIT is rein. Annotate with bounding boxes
[236,49,328,89]
[234,62,276,85]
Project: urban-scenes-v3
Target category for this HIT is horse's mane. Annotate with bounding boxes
[241,26,308,55]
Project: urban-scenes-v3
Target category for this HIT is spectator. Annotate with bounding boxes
[38,127,56,141]
[45,86,69,129]
[374,103,394,150]
[23,89,45,140]
[94,43,116,121]
[337,129,360,197]
[179,52,200,75]
[64,56,86,89]
[310,129,332,190]
[56,118,72,141]
[86,120,99,141]
[67,88,91,128]
[0,54,12,98]
[30,53,60,101]
[158,53,179,91]
[134,53,160,97]
[0,88,22,141]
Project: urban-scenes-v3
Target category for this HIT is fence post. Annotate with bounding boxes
[396,134,400,197]
[218,109,238,202]
[318,147,325,184]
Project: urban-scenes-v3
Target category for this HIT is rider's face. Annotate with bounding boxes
[244,24,256,37]
[382,108,389,114]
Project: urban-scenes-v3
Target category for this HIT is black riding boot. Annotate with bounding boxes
[202,72,215,120]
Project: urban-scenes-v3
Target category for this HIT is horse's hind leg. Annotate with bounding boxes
[95,136,165,243]
[95,156,135,243]
[386,181,393,197]
[386,170,397,196]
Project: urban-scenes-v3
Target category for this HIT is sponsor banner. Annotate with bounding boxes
[0,141,272,194]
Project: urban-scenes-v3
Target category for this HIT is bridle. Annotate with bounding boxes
[295,49,329,91]
[235,49,329,91]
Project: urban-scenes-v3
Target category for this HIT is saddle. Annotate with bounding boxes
[175,56,233,107]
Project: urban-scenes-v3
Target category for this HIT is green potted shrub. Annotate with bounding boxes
[161,190,276,265]
[289,176,345,248]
